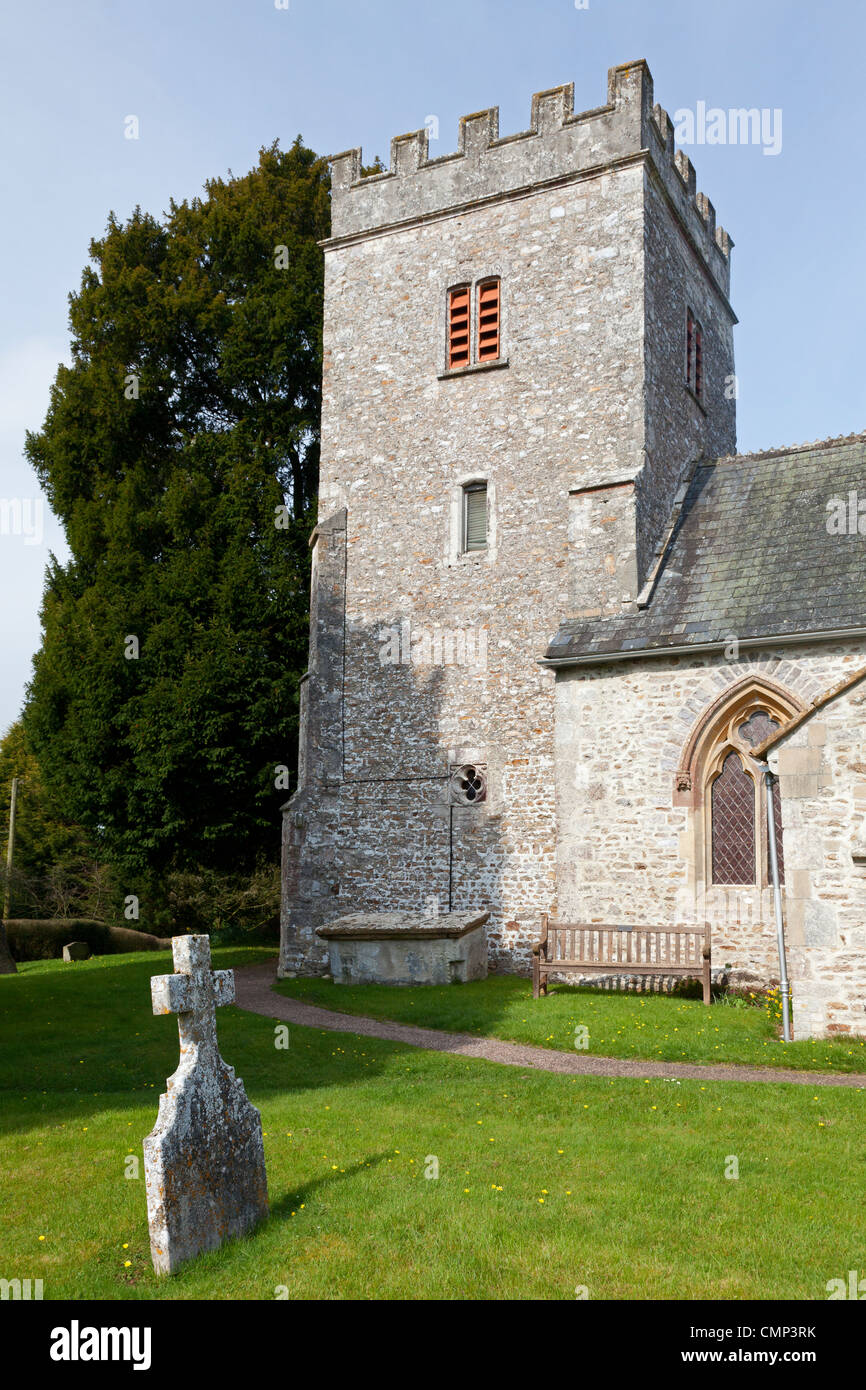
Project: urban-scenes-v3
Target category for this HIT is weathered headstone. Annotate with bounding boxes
[62,941,91,962]
[143,935,268,1275]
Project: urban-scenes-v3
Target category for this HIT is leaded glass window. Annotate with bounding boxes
[706,704,786,887]
[711,752,756,884]
[738,710,780,748]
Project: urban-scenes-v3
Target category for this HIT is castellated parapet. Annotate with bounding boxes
[328,61,732,301]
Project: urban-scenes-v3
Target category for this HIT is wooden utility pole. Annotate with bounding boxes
[0,775,19,974]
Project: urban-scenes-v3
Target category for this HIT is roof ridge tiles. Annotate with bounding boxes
[706,429,866,469]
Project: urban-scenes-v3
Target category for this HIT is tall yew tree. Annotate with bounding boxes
[24,139,329,891]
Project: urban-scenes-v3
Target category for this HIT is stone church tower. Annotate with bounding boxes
[279,60,737,977]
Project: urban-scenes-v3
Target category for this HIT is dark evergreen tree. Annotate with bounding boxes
[24,139,329,889]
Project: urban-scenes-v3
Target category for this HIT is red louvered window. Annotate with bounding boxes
[711,752,756,885]
[476,279,501,362]
[447,285,470,369]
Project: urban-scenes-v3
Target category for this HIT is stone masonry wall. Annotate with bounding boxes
[553,643,866,994]
[767,677,866,1039]
[641,163,736,584]
[280,62,736,976]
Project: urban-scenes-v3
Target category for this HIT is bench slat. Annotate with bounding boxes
[534,920,711,1004]
[540,960,702,973]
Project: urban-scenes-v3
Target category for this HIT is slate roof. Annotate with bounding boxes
[544,433,866,665]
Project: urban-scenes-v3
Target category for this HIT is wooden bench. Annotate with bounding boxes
[532,917,712,1004]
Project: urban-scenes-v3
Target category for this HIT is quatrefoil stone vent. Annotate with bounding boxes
[450,764,487,805]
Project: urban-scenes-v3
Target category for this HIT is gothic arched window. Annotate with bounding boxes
[676,680,801,897]
[706,704,785,886]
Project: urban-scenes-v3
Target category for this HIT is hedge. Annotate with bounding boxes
[5,919,173,962]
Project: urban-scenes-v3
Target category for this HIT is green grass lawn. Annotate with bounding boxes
[1,951,865,1299]
[275,973,866,1074]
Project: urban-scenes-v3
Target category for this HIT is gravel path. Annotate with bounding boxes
[234,961,866,1089]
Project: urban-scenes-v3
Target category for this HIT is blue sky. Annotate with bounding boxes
[1,0,864,732]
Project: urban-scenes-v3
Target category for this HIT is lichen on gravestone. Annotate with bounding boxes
[143,935,268,1275]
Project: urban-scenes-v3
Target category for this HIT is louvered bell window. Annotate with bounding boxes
[476,279,500,361]
[463,483,487,552]
[447,285,470,369]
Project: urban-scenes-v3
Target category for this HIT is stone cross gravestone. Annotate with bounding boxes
[143,935,268,1275]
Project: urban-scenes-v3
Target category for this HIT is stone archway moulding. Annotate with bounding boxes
[673,675,806,809]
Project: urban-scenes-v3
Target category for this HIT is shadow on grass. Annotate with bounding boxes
[271,968,866,1075]
[268,1152,392,1222]
[0,949,465,1140]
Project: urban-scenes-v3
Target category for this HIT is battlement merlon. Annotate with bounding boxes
[326,60,733,302]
